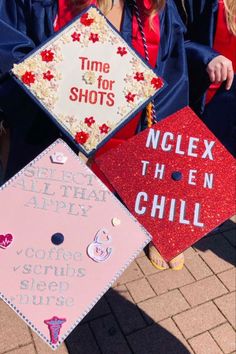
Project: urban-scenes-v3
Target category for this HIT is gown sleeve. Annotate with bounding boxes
[174,0,220,114]
[151,0,189,123]
[0,0,59,182]
[185,40,219,114]
[0,0,35,75]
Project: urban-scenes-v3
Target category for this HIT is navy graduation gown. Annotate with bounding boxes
[174,0,236,156]
[174,0,220,114]
[174,0,218,45]
[0,0,59,180]
[203,80,236,156]
[0,0,189,180]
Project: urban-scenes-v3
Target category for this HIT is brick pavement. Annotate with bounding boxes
[0,218,235,354]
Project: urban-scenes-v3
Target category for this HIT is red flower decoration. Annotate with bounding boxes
[125,92,136,103]
[40,49,54,62]
[75,131,89,145]
[71,32,81,42]
[151,77,163,89]
[80,13,94,26]
[21,71,35,86]
[99,124,110,134]
[43,70,54,81]
[134,72,144,81]
[89,33,99,43]
[117,47,127,56]
[84,116,95,127]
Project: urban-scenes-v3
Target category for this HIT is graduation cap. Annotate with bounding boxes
[96,106,236,261]
[0,139,150,350]
[11,6,164,157]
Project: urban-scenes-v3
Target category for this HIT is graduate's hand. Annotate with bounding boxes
[206,55,234,90]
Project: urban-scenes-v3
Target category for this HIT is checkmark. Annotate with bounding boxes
[16,249,23,255]
[13,266,21,272]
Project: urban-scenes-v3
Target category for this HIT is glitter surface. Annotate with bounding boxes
[97,107,236,261]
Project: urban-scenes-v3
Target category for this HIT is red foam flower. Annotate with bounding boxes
[89,33,99,43]
[40,49,54,62]
[71,32,81,42]
[117,47,127,56]
[84,116,95,127]
[151,77,163,89]
[43,70,54,81]
[75,131,89,145]
[21,71,35,86]
[125,92,136,103]
[134,72,144,81]
[80,13,94,26]
[99,124,110,134]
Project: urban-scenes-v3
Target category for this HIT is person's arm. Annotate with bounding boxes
[174,0,234,112]
[185,40,234,92]
[0,0,35,75]
[206,55,234,90]
[184,40,218,109]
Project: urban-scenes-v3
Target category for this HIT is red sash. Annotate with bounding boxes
[54,0,95,31]
[206,0,236,103]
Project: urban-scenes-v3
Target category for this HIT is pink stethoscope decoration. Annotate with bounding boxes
[0,234,13,249]
[87,228,113,262]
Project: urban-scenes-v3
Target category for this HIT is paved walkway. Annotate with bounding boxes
[0,218,235,354]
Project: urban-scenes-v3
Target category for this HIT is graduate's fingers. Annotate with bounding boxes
[207,55,233,84]
[206,65,215,83]
[221,62,228,82]
[214,64,222,83]
[225,65,234,90]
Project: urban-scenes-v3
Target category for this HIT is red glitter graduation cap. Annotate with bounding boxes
[96,106,236,261]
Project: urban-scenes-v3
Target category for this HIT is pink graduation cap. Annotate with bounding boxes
[96,106,236,261]
[0,139,151,350]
